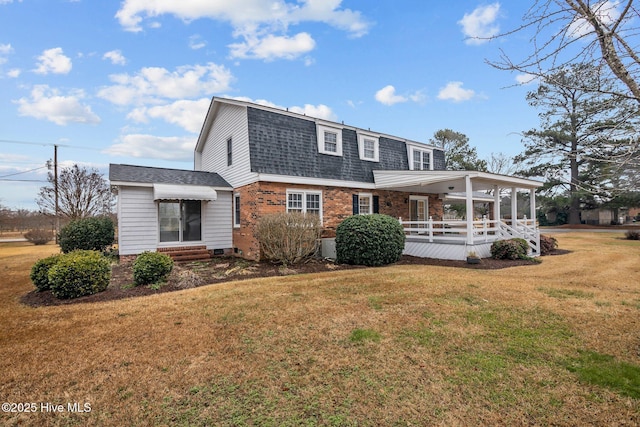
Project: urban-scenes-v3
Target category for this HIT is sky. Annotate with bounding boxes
[0,0,548,210]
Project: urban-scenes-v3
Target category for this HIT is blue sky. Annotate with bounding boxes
[0,0,544,210]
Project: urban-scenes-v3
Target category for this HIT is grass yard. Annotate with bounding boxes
[1,233,639,426]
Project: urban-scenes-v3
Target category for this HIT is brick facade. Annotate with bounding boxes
[233,181,443,260]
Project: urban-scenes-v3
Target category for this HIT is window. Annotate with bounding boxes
[352,193,379,214]
[357,132,379,162]
[287,190,322,218]
[317,124,343,156]
[359,194,372,214]
[159,200,202,243]
[227,137,233,166]
[410,148,432,170]
[233,193,241,227]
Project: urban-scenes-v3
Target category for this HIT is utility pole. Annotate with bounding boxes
[54,144,59,243]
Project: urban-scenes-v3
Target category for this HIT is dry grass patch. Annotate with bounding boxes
[1,234,639,425]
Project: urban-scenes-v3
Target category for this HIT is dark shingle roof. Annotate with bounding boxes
[109,164,231,188]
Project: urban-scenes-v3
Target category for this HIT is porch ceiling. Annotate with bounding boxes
[373,170,543,193]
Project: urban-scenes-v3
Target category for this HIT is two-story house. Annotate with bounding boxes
[110,97,543,262]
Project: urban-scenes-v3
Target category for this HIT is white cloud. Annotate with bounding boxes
[515,73,538,85]
[568,1,620,38]
[437,81,476,102]
[229,32,316,60]
[34,47,72,74]
[189,35,206,50]
[97,62,234,106]
[458,3,501,45]
[0,43,12,64]
[7,68,20,78]
[1,0,23,4]
[115,0,371,61]
[15,85,101,125]
[127,98,211,133]
[104,134,195,161]
[103,49,126,65]
[375,85,407,106]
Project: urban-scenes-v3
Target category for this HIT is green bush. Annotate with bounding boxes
[24,229,53,245]
[133,251,174,286]
[30,254,62,291]
[625,230,640,240]
[48,250,111,299]
[335,214,406,266]
[539,234,559,255]
[59,217,115,253]
[256,212,322,265]
[491,238,530,260]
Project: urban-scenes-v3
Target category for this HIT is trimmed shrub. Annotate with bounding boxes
[539,234,559,255]
[30,254,62,291]
[133,251,174,286]
[59,217,115,253]
[491,238,530,260]
[625,230,640,240]
[24,229,53,245]
[256,212,323,265]
[335,214,406,266]
[48,250,111,299]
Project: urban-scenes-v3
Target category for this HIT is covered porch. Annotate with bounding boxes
[373,170,544,261]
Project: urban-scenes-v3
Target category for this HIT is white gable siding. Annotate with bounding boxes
[117,186,157,255]
[203,191,233,250]
[197,103,256,188]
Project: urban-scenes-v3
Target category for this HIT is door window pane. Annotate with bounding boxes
[182,200,202,241]
[159,202,180,242]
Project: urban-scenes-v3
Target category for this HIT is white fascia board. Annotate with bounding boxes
[109,181,153,187]
[257,173,376,190]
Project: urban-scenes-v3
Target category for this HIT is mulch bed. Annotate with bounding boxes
[21,251,568,307]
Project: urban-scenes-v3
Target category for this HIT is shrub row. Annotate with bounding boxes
[30,250,111,299]
[256,212,322,265]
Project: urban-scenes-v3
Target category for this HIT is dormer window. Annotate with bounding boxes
[357,132,379,162]
[317,124,343,156]
[408,145,433,170]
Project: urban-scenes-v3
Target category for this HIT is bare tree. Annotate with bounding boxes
[486,152,517,176]
[488,0,640,103]
[37,164,114,220]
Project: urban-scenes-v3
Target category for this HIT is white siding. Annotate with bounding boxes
[203,191,233,250]
[117,186,158,255]
[197,103,257,188]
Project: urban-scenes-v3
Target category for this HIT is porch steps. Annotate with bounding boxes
[158,246,211,262]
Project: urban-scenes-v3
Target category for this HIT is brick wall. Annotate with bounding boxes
[232,181,443,260]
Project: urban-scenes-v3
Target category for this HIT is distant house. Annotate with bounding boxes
[110,97,543,261]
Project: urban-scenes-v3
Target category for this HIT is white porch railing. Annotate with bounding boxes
[399,216,540,255]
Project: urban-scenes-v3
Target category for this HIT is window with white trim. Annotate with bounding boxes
[287,190,322,219]
[317,124,343,156]
[410,148,432,170]
[358,193,373,214]
[357,132,379,162]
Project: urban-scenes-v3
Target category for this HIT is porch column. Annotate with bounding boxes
[466,174,474,245]
[530,188,536,228]
[511,187,518,227]
[493,185,500,222]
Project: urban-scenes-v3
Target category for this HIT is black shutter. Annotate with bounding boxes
[373,196,379,214]
[352,194,359,215]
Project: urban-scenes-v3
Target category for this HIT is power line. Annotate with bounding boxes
[0,165,48,179]
[0,139,102,151]
[0,178,47,182]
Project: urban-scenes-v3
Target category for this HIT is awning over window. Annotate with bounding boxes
[153,184,217,201]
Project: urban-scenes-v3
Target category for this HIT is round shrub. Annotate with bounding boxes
[24,229,53,245]
[48,250,111,299]
[335,214,406,266]
[490,238,529,260]
[30,254,62,291]
[539,234,558,255]
[133,251,174,286]
[59,217,115,253]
